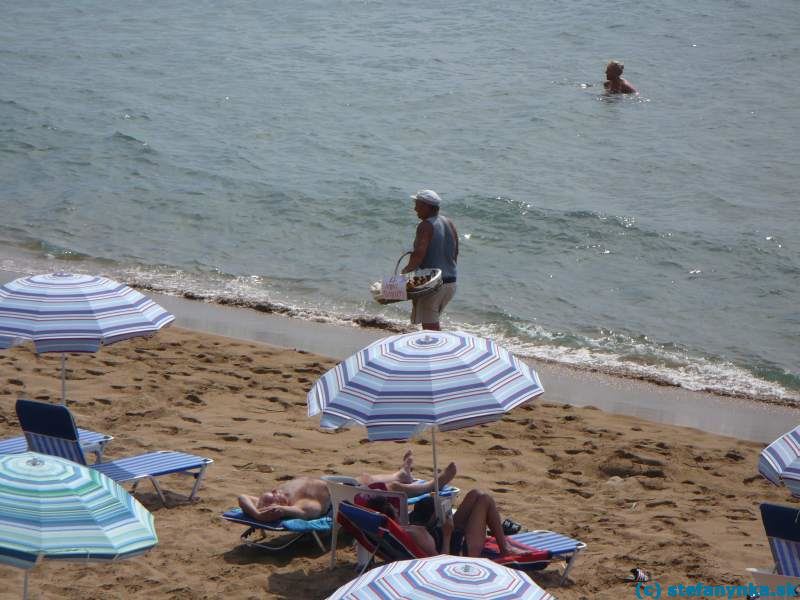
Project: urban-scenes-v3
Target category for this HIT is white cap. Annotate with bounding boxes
[410,189,441,207]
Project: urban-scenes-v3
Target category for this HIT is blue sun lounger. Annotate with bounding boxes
[16,399,213,506]
[337,501,587,585]
[746,503,800,588]
[222,480,460,558]
[0,426,113,463]
[222,508,332,552]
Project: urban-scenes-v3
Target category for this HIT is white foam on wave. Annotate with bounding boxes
[2,254,797,405]
[458,321,800,405]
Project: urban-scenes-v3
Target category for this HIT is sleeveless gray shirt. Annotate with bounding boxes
[420,215,457,282]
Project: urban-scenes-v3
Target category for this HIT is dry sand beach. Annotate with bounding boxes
[0,325,795,599]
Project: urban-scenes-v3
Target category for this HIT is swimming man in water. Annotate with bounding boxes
[604,60,638,94]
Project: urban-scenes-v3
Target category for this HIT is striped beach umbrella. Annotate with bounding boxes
[0,272,174,403]
[326,555,555,600]
[759,425,800,496]
[0,452,157,599]
[308,331,544,514]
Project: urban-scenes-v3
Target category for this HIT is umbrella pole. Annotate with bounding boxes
[431,427,442,523]
[61,353,67,405]
[22,571,28,600]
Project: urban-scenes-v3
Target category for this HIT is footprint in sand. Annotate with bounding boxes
[7,379,24,386]
[273,432,293,438]
[181,416,201,424]
[232,417,248,422]
[645,500,676,508]
[488,445,521,456]
[725,450,745,462]
[85,369,106,376]
[185,394,205,405]
[252,367,281,375]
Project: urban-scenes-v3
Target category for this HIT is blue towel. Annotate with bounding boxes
[222,508,332,532]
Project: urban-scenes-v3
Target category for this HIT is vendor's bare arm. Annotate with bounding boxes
[402,221,434,273]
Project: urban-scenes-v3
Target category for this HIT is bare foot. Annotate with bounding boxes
[438,461,457,487]
[501,545,529,557]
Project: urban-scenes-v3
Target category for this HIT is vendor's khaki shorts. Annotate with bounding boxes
[411,282,456,325]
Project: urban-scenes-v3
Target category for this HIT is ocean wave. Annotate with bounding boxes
[1,254,797,406]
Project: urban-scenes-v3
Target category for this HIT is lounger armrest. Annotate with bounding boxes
[745,567,800,590]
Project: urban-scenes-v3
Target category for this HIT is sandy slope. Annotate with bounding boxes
[0,327,791,599]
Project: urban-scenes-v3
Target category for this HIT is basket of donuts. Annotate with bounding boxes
[370,252,443,305]
[370,268,442,304]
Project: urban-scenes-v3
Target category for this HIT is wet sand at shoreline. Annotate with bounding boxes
[0,326,794,599]
[150,290,800,444]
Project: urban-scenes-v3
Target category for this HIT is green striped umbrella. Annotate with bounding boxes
[0,452,157,599]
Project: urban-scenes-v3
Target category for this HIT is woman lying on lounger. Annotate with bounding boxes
[237,451,457,522]
[368,488,526,557]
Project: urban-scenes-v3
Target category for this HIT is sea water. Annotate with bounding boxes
[1,0,798,402]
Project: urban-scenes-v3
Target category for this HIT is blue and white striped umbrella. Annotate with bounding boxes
[308,331,543,516]
[0,452,157,598]
[326,555,555,600]
[0,272,174,402]
[308,331,544,441]
[759,425,800,496]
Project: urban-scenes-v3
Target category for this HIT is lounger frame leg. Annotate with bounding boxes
[240,527,325,552]
[560,549,581,585]
[149,477,168,507]
[312,532,326,553]
[329,520,340,569]
[358,544,380,576]
[189,463,209,501]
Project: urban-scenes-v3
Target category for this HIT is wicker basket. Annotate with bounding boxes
[370,252,443,305]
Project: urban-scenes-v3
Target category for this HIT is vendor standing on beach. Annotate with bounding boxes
[401,189,458,331]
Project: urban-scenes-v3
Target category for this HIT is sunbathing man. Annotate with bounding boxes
[369,488,526,558]
[237,451,457,522]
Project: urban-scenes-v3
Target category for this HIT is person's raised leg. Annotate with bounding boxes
[480,493,515,555]
[454,490,493,556]
[387,461,456,496]
[453,490,522,557]
[358,450,416,486]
